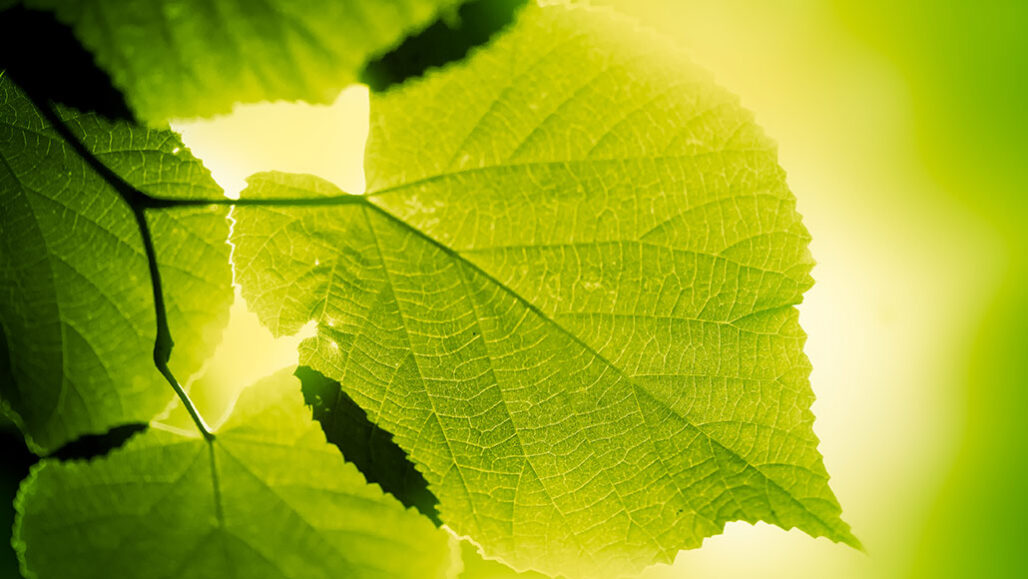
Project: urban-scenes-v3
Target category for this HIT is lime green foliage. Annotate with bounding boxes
[0,75,232,454]
[14,368,457,579]
[25,0,465,123]
[232,4,856,576]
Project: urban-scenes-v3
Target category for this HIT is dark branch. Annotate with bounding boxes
[30,98,152,209]
[24,93,370,441]
[29,95,214,440]
[130,204,215,440]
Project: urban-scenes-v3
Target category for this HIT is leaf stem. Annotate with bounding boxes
[31,96,215,440]
[26,94,367,440]
[144,195,369,208]
[132,205,215,441]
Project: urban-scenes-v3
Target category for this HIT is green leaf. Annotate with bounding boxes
[14,367,458,579]
[25,0,466,123]
[0,75,232,453]
[232,3,857,576]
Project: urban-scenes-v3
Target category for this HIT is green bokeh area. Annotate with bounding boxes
[837,4,1028,578]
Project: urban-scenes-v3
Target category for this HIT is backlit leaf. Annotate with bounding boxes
[14,368,457,579]
[0,75,232,453]
[26,0,467,122]
[232,4,856,577]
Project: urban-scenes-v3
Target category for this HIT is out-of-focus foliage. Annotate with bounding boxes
[26,0,466,122]
[834,3,1028,578]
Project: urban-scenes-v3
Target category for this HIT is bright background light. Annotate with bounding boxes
[162,88,370,434]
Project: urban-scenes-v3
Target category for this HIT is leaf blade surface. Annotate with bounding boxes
[14,368,457,579]
[234,3,857,576]
[0,76,232,453]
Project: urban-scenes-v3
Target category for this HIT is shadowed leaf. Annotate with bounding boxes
[297,365,440,524]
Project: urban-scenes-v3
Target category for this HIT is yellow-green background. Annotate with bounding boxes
[6,1,1022,577]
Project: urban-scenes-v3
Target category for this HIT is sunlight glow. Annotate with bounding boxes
[172,85,370,198]
[155,90,367,434]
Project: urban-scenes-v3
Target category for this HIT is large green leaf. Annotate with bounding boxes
[25,0,466,123]
[0,74,232,454]
[14,367,457,579]
[232,3,856,576]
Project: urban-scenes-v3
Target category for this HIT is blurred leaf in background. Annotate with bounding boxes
[833,2,1028,578]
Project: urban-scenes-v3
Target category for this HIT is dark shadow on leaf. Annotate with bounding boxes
[49,423,147,462]
[0,6,133,122]
[296,366,440,524]
[361,0,528,92]
[0,425,34,579]
[0,323,18,415]
[0,421,145,578]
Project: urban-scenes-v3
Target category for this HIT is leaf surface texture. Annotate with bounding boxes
[232,4,856,576]
[0,75,232,453]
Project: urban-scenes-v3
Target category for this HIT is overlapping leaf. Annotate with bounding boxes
[24,0,466,122]
[14,368,457,579]
[232,4,856,577]
[0,75,232,453]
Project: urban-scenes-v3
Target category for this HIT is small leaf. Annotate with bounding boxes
[25,0,468,123]
[14,368,457,579]
[233,3,856,576]
[0,76,232,453]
